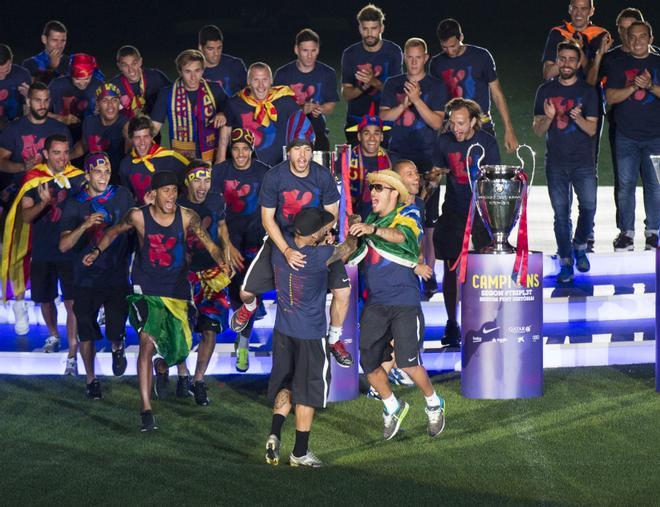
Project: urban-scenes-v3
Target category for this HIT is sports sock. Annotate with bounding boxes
[238,334,249,348]
[425,392,442,408]
[244,299,258,312]
[327,325,342,345]
[293,430,310,458]
[270,414,286,440]
[382,394,399,415]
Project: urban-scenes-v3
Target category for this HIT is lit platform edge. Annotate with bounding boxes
[0,339,654,376]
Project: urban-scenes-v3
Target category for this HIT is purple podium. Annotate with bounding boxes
[460,252,544,399]
[328,265,359,402]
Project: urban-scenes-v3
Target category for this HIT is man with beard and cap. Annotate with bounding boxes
[59,153,135,399]
[347,169,445,440]
[83,170,229,431]
[533,42,599,283]
[70,83,129,185]
[2,134,84,373]
[177,160,233,405]
[230,111,354,368]
[212,127,269,372]
[21,20,70,85]
[341,4,402,146]
[198,25,247,98]
[0,44,31,130]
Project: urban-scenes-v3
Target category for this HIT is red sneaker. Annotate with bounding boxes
[329,340,353,368]
[230,304,256,333]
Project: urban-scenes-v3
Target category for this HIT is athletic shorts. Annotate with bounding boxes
[359,304,425,375]
[73,285,129,342]
[433,207,491,261]
[242,237,350,295]
[267,329,331,409]
[30,261,75,303]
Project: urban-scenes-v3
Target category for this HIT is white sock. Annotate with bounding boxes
[382,394,399,415]
[425,392,441,408]
[238,335,249,348]
[327,326,341,345]
[244,299,257,312]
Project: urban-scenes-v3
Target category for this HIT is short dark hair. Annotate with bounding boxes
[616,7,644,25]
[42,20,67,37]
[357,4,385,24]
[116,45,141,61]
[295,28,320,46]
[0,44,13,65]
[198,25,223,46]
[628,20,653,38]
[44,133,68,151]
[128,115,154,138]
[175,49,205,72]
[556,41,581,59]
[393,159,417,174]
[570,0,593,9]
[436,18,462,42]
[28,81,49,97]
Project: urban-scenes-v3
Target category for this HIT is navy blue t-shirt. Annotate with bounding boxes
[274,60,339,139]
[541,23,608,77]
[429,45,497,120]
[151,80,228,126]
[178,192,226,272]
[81,114,128,177]
[341,40,403,126]
[110,67,171,118]
[259,159,340,229]
[533,78,599,167]
[49,76,103,143]
[211,158,268,245]
[203,53,248,97]
[380,73,447,160]
[0,64,31,126]
[21,52,70,85]
[432,130,501,215]
[272,234,334,340]
[605,52,660,141]
[24,172,85,262]
[60,185,135,287]
[118,149,188,205]
[225,94,299,166]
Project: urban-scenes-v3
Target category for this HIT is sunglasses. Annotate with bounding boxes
[368,183,395,193]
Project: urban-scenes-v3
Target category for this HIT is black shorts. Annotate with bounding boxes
[359,304,425,375]
[242,237,351,295]
[73,285,129,342]
[267,330,331,409]
[424,187,441,228]
[30,261,75,303]
[195,313,222,334]
[433,206,491,261]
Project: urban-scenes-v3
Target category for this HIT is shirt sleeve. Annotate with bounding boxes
[391,45,404,77]
[320,170,340,205]
[258,169,278,208]
[273,67,285,86]
[322,67,340,103]
[604,59,625,89]
[482,48,498,83]
[542,30,561,63]
[533,84,546,116]
[379,77,397,108]
[341,50,354,85]
[428,79,448,111]
[581,86,599,118]
[59,198,79,232]
[150,87,169,123]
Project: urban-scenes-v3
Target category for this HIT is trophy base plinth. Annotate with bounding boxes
[480,242,516,254]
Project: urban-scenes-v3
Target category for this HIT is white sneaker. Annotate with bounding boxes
[64,356,78,376]
[43,336,60,353]
[289,450,323,467]
[13,300,29,335]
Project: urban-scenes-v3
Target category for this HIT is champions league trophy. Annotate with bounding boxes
[283,144,351,182]
[467,143,535,254]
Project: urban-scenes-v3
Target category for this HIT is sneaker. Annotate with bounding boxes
[367,385,382,400]
[111,345,127,377]
[329,340,353,368]
[153,358,169,400]
[265,434,281,465]
[176,375,193,398]
[613,232,634,252]
[289,450,323,468]
[645,233,658,251]
[230,304,256,333]
[557,263,574,284]
[43,335,60,353]
[574,249,590,273]
[234,339,250,373]
[140,410,158,432]
[425,399,446,437]
[86,378,102,400]
[12,300,29,336]
[441,320,461,347]
[388,368,415,386]
[383,400,410,440]
[586,238,595,253]
[423,275,438,299]
[192,380,210,406]
[64,356,78,376]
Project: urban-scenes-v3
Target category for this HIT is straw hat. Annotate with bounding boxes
[367,169,409,202]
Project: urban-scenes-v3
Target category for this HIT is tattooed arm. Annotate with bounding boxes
[82,208,138,266]
[326,214,360,265]
[185,208,226,269]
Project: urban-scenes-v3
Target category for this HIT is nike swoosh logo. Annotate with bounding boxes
[483,326,499,334]
[342,278,350,282]
[408,356,416,362]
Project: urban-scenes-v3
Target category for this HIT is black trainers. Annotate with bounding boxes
[192,380,210,406]
[441,320,461,347]
[111,345,127,377]
[645,233,658,251]
[613,232,634,252]
[586,238,595,253]
[176,375,193,398]
[86,378,102,400]
[153,358,169,400]
[140,410,158,432]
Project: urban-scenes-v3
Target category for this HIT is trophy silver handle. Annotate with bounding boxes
[516,144,536,193]
[466,142,485,189]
